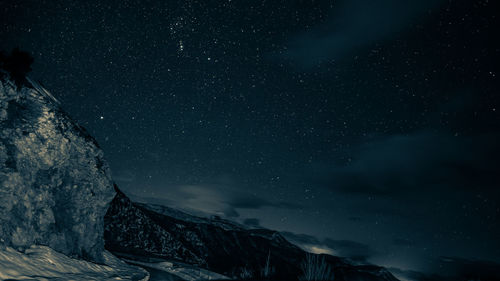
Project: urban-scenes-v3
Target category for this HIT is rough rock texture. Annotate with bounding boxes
[105,187,400,281]
[0,75,116,262]
[104,186,204,265]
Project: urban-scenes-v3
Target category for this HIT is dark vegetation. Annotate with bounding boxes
[0,47,34,88]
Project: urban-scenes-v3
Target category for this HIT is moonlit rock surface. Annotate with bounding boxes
[0,77,115,262]
[0,245,149,281]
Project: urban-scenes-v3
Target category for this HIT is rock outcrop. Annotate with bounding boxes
[104,185,204,265]
[0,74,115,262]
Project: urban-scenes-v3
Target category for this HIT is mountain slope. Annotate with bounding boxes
[105,187,399,281]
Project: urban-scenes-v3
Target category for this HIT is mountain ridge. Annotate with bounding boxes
[105,186,400,281]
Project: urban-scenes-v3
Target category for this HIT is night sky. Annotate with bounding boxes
[2,0,499,279]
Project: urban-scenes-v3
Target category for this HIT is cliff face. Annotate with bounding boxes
[0,76,115,262]
[104,186,204,265]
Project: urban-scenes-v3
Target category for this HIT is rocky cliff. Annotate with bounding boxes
[0,74,116,262]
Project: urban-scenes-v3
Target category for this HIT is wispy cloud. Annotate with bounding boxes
[130,183,302,219]
[280,0,443,67]
[281,231,377,262]
[318,132,500,196]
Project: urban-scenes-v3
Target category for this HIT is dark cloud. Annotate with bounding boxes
[320,132,500,196]
[323,238,377,262]
[228,196,301,210]
[242,218,261,228]
[281,232,322,245]
[281,0,443,66]
[127,184,301,220]
[218,194,302,218]
[392,237,414,247]
[281,231,376,262]
[221,207,240,218]
[391,257,500,281]
[432,256,500,280]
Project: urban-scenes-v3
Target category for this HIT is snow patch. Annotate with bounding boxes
[123,258,229,281]
[0,245,149,281]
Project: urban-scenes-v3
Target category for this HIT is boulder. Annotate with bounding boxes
[0,75,115,262]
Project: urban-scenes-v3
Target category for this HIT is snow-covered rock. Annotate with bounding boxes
[122,258,229,281]
[0,245,149,280]
[0,75,115,262]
